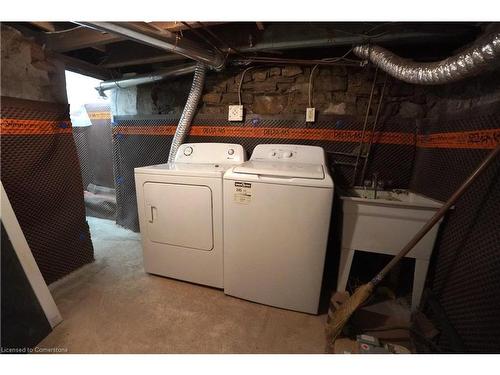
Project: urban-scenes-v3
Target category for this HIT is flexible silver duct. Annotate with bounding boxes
[79,22,225,71]
[96,63,197,95]
[168,62,207,162]
[353,30,500,85]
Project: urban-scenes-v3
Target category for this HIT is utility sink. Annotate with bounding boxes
[340,188,444,259]
[338,188,445,309]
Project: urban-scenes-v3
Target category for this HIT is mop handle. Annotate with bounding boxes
[370,144,500,286]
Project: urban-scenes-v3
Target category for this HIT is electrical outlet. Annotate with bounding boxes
[228,105,244,121]
[306,107,316,122]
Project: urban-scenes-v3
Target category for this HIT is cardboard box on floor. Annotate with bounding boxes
[351,299,412,344]
[327,292,432,353]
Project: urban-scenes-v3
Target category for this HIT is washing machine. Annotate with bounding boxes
[223,144,334,314]
[135,143,245,288]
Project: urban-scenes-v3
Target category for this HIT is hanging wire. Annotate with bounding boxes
[196,22,246,58]
[308,48,355,107]
[236,47,359,67]
[238,66,256,105]
[180,22,225,56]
[308,65,319,108]
[43,25,82,34]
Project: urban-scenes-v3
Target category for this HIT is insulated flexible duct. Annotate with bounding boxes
[168,62,207,162]
[353,30,500,84]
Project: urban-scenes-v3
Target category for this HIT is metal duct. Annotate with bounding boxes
[168,63,207,162]
[353,30,500,85]
[79,22,225,70]
[96,63,197,95]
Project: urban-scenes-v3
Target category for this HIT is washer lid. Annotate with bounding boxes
[233,161,325,179]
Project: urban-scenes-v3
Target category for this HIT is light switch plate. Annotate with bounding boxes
[306,107,316,122]
[228,105,244,121]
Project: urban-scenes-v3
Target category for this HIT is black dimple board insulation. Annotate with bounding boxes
[1,97,94,284]
[411,104,500,353]
[72,126,94,190]
[72,103,117,221]
[84,103,115,189]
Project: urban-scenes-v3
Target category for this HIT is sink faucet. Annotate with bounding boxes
[363,172,384,199]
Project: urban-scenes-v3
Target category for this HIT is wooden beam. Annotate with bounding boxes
[101,42,188,68]
[30,22,55,32]
[42,27,123,52]
[102,53,187,68]
[49,52,115,80]
[148,21,226,32]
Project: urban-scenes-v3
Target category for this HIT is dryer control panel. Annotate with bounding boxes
[250,144,327,165]
[175,143,246,164]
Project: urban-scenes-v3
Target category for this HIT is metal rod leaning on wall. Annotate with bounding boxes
[360,73,389,184]
[351,66,379,186]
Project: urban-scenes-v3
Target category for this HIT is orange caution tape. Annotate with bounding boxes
[113,125,177,135]
[87,111,112,120]
[112,125,415,145]
[0,118,72,135]
[3,118,498,150]
[417,129,500,150]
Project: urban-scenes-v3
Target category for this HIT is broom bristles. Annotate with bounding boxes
[326,283,374,343]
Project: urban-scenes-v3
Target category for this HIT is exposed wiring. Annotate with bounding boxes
[43,25,82,34]
[308,64,319,108]
[197,22,246,58]
[236,47,359,67]
[241,57,360,66]
[181,22,225,56]
[238,66,256,105]
[308,48,355,107]
[322,47,355,62]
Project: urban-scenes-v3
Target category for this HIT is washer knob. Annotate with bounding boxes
[228,148,235,155]
[282,151,293,158]
[183,146,193,156]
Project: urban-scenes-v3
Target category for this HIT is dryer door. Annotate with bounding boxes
[143,182,213,251]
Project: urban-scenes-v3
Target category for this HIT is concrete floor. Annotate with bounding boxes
[38,217,327,353]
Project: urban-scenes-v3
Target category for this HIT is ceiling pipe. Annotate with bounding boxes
[95,63,197,95]
[353,29,500,85]
[78,22,225,70]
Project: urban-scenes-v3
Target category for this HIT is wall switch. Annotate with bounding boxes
[228,105,244,121]
[306,107,316,122]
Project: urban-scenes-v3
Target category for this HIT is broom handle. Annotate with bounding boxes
[370,144,500,286]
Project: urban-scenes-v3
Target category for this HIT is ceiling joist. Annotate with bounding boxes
[30,22,55,32]
[42,27,123,52]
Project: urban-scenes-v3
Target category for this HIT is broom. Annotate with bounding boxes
[326,144,500,343]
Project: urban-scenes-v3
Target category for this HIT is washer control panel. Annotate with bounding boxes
[175,143,246,164]
[251,144,326,164]
[268,149,296,160]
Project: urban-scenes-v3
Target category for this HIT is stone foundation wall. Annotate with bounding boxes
[128,61,500,124]
[132,64,428,122]
[1,25,67,104]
